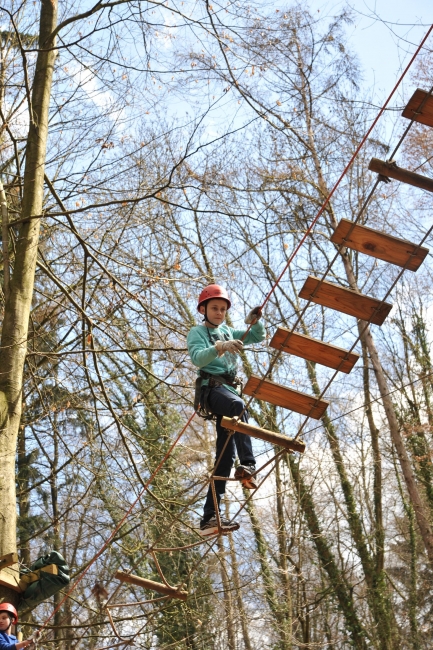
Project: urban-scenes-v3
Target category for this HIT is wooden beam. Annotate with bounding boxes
[331,218,428,272]
[221,417,305,453]
[114,571,188,601]
[298,276,392,326]
[0,553,18,571]
[18,564,58,591]
[243,375,329,419]
[0,572,22,592]
[402,88,433,128]
[269,328,359,374]
[369,158,433,194]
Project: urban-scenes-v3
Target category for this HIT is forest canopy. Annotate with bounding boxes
[1,0,433,648]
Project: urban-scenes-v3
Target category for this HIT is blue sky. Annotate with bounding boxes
[314,0,432,94]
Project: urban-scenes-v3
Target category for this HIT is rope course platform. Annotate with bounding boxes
[100,81,433,617]
[30,23,433,642]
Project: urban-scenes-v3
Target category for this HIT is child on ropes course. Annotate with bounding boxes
[187,284,265,536]
[0,604,37,650]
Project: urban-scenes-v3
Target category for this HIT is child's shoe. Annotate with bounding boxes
[199,516,240,537]
[234,464,258,490]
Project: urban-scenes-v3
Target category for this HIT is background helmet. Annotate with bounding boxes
[0,603,18,624]
[197,285,231,310]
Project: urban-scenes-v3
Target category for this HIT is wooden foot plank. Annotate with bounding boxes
[331,218,428,272]
[114,571,188,601]
[221,416,305,453]
[369,158,433,194]
[0,553,18,571]
[243,375,329,420]
[402,88,433,128]
[298,276,392,326]
[18,564,58,591]
[269,327,359,373]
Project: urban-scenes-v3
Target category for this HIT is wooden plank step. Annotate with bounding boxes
[114,570,188,601]
[269,328,359,374]
[243,375,329,420]
[0,553,18,571]
[221,416,306,453]
[331,218,428,272]
[369,158,433,194]
[299,276,392,326]
[402,88,433,128]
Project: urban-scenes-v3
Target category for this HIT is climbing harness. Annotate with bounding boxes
[194,370,243,419]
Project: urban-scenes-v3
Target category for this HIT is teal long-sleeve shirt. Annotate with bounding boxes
[187,321,266,394]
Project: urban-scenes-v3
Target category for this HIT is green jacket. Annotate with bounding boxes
[187,321,266,394]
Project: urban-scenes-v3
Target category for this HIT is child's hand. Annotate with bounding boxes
[215,340,243,356]
[245,306,262,324]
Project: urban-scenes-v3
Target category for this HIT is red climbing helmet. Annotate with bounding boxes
[0,603,18,624]
[197,285,231,310]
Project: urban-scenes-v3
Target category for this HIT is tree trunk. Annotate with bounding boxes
[305,355,395,649]
[392,447,420,650]
[287,455,368,650]
[0,0,57,599]
[226,503,253,650]
[243,487,289,648]
[354,312,433,562]
[274,456,292,649]
[17,426,31,567]
[361,337,384,575]
[51,424,62,643]
[217,535,236,650]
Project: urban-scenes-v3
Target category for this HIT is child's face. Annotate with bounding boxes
[199,298,228,326]
[0,612,12,632]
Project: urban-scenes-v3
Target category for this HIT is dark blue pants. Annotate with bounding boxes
[202,385,255,523]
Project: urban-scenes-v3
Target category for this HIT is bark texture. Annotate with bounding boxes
[0,0,57,596]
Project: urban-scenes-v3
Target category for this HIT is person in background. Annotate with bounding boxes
[0,603,37,650]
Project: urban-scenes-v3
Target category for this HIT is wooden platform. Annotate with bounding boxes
[402,88,433,128]
[221,416,306,452]
[243,375,329,419]
[369,158,433,194]
[0,552,21,592]
[0,552,18,571]
[0,572,21,592]
[115,570,188,601]
[331,218,428,272]
[269,328,359,374]
[299,276,392,326]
